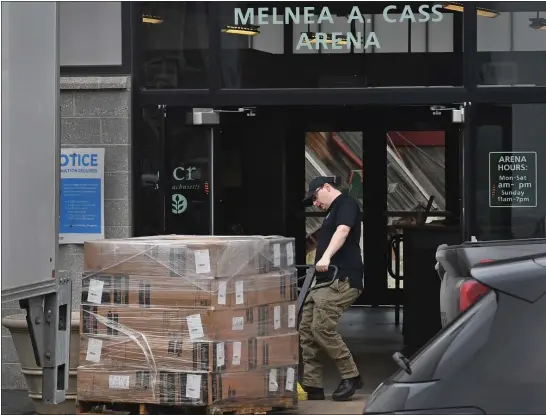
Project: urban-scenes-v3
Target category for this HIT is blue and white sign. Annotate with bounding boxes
[59,148,105,244]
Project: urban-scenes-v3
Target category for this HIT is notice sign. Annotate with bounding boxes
[489,151,537,208]
[59,148,105,244]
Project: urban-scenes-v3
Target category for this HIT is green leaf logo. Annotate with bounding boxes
[171,193,187,214]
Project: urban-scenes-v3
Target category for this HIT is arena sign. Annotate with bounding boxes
[234,5,445,50]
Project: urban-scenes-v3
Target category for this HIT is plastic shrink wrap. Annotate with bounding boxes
[77,235,299,407]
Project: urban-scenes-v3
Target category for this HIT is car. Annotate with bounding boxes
[364,238,546,415]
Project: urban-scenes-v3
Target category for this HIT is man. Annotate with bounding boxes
[300,176,364,401]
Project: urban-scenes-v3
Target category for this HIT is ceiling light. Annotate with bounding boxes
[142,15,163,24]
[443,2,500,18]
[529,15,546,30]
[305,32,348,45]
[221,25,260,36]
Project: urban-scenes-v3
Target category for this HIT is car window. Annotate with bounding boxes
[391,291,497,382]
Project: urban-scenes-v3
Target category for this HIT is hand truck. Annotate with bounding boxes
[293,264,339,399]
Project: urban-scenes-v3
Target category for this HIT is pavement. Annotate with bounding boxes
[2,390,36,415]
[1,389,367,415]
[287,394,368,414]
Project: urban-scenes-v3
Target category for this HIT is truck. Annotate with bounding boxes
[2,2,71,405]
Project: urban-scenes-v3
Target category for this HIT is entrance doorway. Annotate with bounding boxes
[134,104,463,351]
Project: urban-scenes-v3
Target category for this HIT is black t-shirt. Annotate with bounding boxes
[315,194,364,291]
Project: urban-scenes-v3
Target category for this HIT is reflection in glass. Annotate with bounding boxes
[303,131,446,215]
[473,104,546,241]
[303,130,446,288]
[218,2,463,88]
[476,2,546,86]
[139,2,209,89]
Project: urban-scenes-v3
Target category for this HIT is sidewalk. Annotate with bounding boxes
[288,394,368,414]
[2,389,367,415]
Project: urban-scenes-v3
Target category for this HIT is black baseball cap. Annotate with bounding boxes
[303,176,337,207]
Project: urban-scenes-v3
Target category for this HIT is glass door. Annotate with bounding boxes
[303,130,364,267]
[164,107,213,235]
[384,129,449,320]
[361,108,460,308]
[134,106,214,237]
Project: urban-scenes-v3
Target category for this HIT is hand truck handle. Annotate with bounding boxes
[295,264,339,279]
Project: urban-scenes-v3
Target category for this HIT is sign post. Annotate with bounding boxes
[489,151,538,208]
[59,148,105,244]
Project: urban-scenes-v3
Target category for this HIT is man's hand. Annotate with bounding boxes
[316,256,331,272]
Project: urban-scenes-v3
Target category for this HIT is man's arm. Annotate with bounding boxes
[315,199,359,272]
[322,225,351,259]
[315,225,350,272]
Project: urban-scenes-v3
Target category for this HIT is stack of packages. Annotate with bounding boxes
[77,235,299,409]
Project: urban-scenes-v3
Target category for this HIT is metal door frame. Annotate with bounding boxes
[361,109,463,307]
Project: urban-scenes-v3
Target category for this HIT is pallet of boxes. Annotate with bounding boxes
[77,235,299,415]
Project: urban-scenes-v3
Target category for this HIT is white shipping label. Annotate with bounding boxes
[273,244,281,267]
[216,342,225,368]
[109,375,130,389]
[235,281,244,305]
[186,314,205,340]
[274,305,281,330]
[232,317,244,331]
[186,374,202,399]
[269,369,279,392]
[87,279,104,304]
[288,304,296,328]
[85,338,103,363]
[286,367,295,391]
[194,249,211,274]
[218,282,227,305]
[286,242,294,265]
[232,342,242,366]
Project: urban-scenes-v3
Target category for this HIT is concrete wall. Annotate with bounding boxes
[1,75,132,390]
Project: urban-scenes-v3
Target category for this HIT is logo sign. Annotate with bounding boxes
[172,194,188,214]
[173,166,197,181]
[172,166,201,191]
[59,148,105,244]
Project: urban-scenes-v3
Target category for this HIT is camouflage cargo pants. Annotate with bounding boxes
[299,278,361,388]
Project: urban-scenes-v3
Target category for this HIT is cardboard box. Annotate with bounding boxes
[206,301,298,341]
[81,273,218,309]
[257,333,299,368]
[80,301,298,342]
[81,271,297,311]
[77,368,157,404]
[77,366,298,407]
[80,335,254,373]
[84,237,269,279]
[127,275,217,309]
[260,237,296,271]
[80,334,217,372]
[80,306,191,337]
[216,270,298,309]
[79,332,299,375]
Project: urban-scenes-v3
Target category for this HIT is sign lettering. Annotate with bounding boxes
[489,151,538,208]
[59,148,105,244]
[233,4,444,50]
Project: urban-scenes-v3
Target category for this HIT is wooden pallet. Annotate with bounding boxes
[77,398,295,415]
